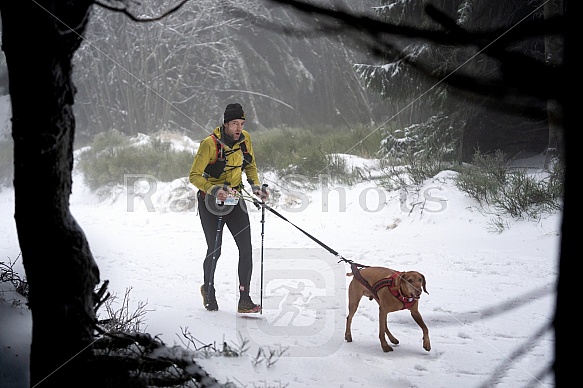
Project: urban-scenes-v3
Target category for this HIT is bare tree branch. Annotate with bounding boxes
[94,0,190,22]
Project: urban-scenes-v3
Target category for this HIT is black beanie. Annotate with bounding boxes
[224,103,245,123]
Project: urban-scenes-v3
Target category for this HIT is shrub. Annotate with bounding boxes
[379,114,461,163]
[455,150,563,219]
[78,131,195,190]
[252,125,381,185]
[455,150,508,204]
[378,150,458,190]
[0,255,28,306]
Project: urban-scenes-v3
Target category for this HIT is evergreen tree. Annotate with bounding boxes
[356,0,549,162]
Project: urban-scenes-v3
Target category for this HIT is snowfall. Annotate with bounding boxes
[0,95,559,387]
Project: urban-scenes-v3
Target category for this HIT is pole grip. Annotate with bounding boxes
[216,182,230,206]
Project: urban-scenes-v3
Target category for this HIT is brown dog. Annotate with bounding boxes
[344,266,430,353]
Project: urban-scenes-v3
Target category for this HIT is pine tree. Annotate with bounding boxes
[355,0,550,162]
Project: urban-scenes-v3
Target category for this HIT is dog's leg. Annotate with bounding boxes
[411,308,431,351]
[378,307,393,352]
[385,323,399,345]
[344,283,362,343]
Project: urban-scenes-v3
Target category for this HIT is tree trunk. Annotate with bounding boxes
[544,0,564,168]
[0,1,100,386]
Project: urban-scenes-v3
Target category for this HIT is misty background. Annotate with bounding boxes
[1,0,551,163]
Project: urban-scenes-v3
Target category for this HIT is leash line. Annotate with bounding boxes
[238,187,414,306]
[239,187,355,266]
[238,186,421,308]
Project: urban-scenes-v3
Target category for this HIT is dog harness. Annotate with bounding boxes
[372,273,417,310]
[350,263,416,310]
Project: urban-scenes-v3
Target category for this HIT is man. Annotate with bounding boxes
[189,103,268,313]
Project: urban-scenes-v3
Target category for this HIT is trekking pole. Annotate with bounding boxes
[207,182,229,302]
[259,183,268,314]
[247,180,267,314]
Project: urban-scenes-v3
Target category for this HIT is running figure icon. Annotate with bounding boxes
[271,282,314,326]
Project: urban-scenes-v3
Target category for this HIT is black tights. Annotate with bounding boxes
[197,192,253,292]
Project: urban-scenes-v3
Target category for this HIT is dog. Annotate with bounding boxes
[344,266,430,353]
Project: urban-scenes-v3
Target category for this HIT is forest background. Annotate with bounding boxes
[1,0,552,163]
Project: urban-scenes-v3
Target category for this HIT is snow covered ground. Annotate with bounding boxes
[0,145,559,387]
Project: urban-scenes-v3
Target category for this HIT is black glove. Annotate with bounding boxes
[252,184,269,201]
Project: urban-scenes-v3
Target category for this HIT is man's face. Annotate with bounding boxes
[224,119,245,140]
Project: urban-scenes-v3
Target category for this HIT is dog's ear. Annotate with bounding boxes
[421,274,428,295]
[393,273,402,289]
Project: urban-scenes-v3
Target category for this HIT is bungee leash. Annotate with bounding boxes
[238,184,368,269]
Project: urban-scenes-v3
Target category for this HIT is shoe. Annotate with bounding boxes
[201,285,218,311]
[237,296,261,313]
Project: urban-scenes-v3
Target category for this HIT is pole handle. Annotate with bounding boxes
[216,182,230,205]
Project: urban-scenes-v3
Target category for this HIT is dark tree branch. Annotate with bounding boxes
[261,0,564,112]
[94,0,190,22]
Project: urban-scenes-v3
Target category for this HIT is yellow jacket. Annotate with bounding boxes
[189,126,261,194]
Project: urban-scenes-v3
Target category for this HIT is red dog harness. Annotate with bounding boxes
[350,263,416,310]
[372,272,417,310]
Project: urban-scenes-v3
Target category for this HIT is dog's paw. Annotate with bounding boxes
[345,333,353,342]
[423,339,431,351]
[381,343,394,352]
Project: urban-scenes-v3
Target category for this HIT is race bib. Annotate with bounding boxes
[216,194,239,206]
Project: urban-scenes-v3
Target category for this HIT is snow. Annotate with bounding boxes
[0,126,559,386]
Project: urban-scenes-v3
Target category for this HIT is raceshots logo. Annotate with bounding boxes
[237,248,346,357]
[123,174,449,215]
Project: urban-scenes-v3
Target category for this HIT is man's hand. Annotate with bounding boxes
[212,185,235,201]
[215,188,229,201]
[252,184,269,201]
